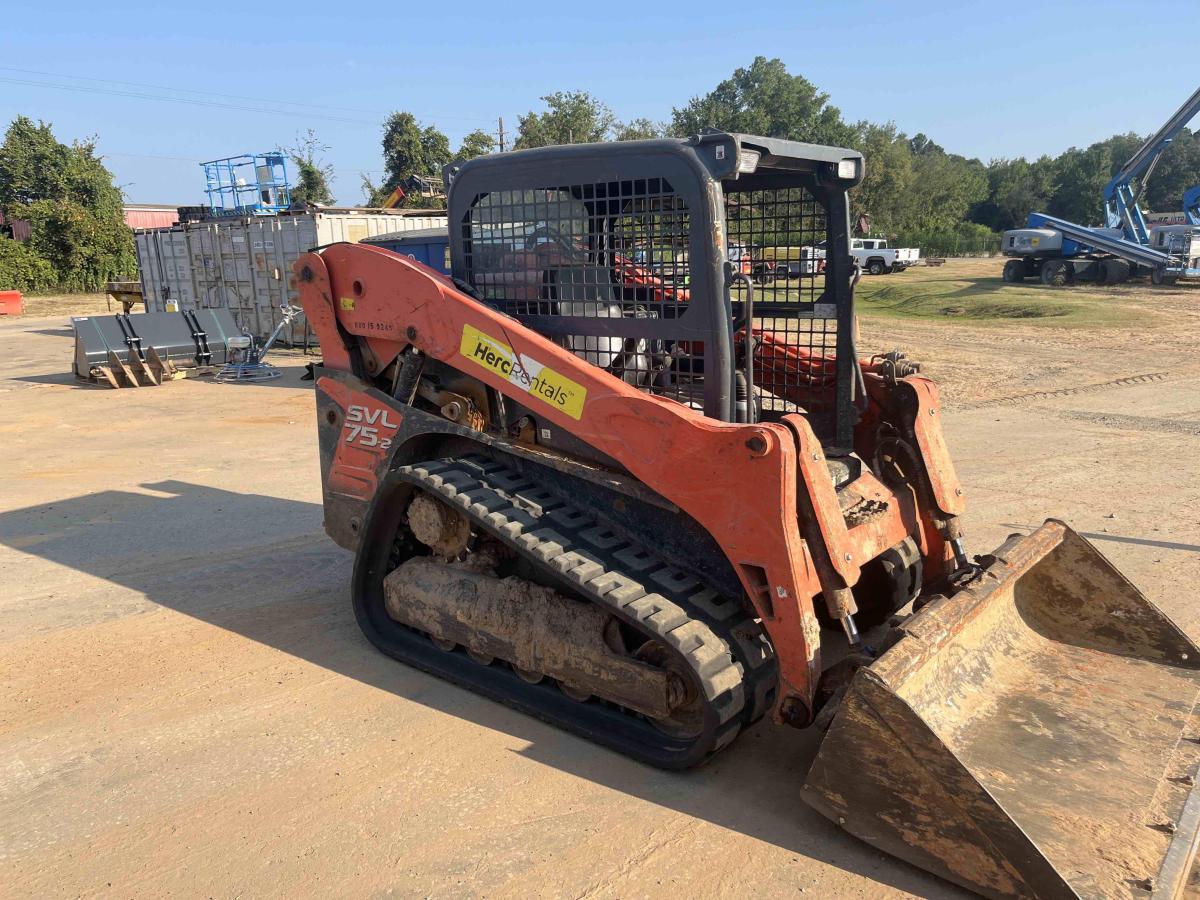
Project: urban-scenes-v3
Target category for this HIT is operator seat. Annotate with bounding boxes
[548,264,655,387]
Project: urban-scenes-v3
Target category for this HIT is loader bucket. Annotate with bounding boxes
[71,309,238,387]
[804,520,1200,899]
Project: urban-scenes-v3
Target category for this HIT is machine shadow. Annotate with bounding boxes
[10,368,317,391]
[0,480,957,898]
[1001,521,1200,554]
[13,372,88,387]
[195,370,317,391]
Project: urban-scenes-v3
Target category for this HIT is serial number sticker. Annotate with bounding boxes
[460,323,588,420]
[340,296,356,311]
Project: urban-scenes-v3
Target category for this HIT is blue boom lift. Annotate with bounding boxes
[1185,184,1200,226]
[1002,84,1200,286]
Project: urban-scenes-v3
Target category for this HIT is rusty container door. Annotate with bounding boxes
[805,521,1200,899]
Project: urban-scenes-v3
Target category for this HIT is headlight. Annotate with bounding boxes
[838,158,859,179]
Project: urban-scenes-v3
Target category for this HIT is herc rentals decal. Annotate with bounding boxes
[460,323,587,420]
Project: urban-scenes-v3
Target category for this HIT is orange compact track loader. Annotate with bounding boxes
[295,133,1200,898]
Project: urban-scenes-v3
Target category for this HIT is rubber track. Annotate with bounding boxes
[389,453,778,767]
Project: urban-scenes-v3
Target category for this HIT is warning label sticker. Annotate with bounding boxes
[460,323,587,420]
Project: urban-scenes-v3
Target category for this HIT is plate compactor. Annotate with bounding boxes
[294,133,1200,899]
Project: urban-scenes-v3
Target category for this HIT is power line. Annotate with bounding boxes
[99,148,389,184]
[0,76,381,126]
[0,65,381,116]
[101,151,203,163]
[0,65,499,126]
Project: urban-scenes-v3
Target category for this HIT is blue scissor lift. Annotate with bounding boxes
[202,152,292,217]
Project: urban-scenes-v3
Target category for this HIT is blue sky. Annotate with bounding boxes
[2,0,1196,204]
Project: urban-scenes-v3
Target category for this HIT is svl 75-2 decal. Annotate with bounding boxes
[317,377,405,501]
[344,403,399,449]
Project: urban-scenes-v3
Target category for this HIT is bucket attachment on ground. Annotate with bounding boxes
[72,309,238,388]
[804,520,1200,899]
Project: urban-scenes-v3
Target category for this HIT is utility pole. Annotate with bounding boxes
[498,116,506,152]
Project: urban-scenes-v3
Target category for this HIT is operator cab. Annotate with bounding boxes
[445,133,864,452]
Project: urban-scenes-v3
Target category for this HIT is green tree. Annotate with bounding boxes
[908,133,945,157]
[670,57,856,147]
[0,116,71,205]
[0,235,57,292]
[283,129,334,206]
[0,116,134,291]
[365,112,452,207]
[1048,143,1113,224]
[515,91,616,148]
[972,156,1056,231]
[961,128,1200,230]
[846,121,989,237]
[849,122,915,233]
[614,118,664,141]
[1142,128,1200,212]
[906,150,988,231]
[456,128,497,161]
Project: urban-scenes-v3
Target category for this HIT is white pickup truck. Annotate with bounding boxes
[851,237,920,275]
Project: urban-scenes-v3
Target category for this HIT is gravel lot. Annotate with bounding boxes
[4,264,1200,897]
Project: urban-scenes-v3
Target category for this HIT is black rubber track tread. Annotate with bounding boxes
[357,452,778,769]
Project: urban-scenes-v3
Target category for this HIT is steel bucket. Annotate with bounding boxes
[804,521,1200,899]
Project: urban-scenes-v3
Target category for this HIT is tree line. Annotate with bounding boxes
[0,116,135,292]
[2,56,1198,292]
[368,57,1200,255]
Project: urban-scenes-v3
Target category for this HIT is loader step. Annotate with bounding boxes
[351,453,778,769]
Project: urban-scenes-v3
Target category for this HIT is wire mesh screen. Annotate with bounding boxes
[725,187,839,424]
[460,180,705,408]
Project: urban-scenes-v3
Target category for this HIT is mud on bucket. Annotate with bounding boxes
[804,520,1200,899]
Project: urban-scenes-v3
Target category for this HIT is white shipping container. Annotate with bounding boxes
[134,208,448,343]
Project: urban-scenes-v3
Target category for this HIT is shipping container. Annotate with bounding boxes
[123,204,183,230]
[360,226,451,273]
[134,208,447,343]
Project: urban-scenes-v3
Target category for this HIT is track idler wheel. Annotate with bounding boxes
[407,491,470,558]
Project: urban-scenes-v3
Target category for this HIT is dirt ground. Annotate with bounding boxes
[3,261,1200,898]
[18,292,113,318]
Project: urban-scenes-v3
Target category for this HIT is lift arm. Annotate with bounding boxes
[1105,85,1200,243]
[1185,185,1200,227]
